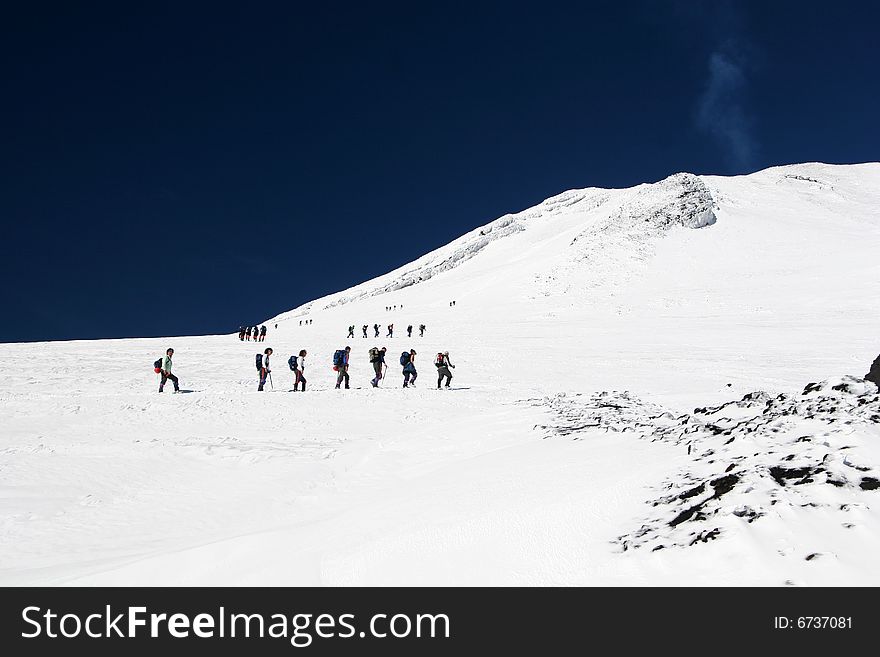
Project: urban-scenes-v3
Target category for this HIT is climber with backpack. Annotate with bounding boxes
[362,324,368,338]
[257,347,273,391]
[290,349,307,391]
[419,324,426,337]
[347,325,355,339]
[333,346,352,389]
[401,349,417,387]
[387,323,394,338]
[260,325,267,342]
[157,348,180,393]
[373,323,380,338]
[369,346,387,388]
[435,351,455,389]
[238,326,245,341]
[407,324,413,338]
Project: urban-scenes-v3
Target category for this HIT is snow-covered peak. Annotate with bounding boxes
[270,162,879,323]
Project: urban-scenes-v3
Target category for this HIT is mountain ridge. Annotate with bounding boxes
[268,161,879,323]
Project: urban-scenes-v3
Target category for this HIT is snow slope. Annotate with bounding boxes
[1,162,879,586]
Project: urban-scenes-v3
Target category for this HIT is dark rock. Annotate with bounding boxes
[769,466,814,486]
[860,477,880,491]
[733,506,761,522]
[679,483,706,500]
[689,528,721,545]
[710,474,739,498]
[669,504,701,527]
[866,354,880,387]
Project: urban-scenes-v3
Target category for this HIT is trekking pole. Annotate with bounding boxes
[269,372,274,390]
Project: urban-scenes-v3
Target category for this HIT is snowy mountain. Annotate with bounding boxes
[1,162,879,585]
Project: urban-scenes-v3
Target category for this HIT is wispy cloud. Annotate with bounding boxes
[696,43,756,169]
[688,0,761,170]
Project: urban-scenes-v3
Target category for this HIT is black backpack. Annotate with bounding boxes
[255,353,263,371]
[288,355,298,371]
[153,358,162,370]
[400,351,411,366]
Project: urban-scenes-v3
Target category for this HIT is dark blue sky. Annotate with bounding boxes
[1,1,877,342]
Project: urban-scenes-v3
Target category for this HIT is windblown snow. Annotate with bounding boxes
[2,162,879,586]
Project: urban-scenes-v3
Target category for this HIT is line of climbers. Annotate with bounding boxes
[153,344,454,393]
[246,347,455,391]
[348,324,427,339]
[239,325,267,342]
[329,346,453,389]
[384,301,454,310]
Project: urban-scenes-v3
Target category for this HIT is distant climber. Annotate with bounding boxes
[387,324,394,338]
[435,351,455,389]
[362,324,368,338]
[347,325,355,339]
[157,348,180,393]
[245,326,253,341]
[407,324,413,338]
[374,323,380,337]
[401,349,417,387]
[238,326,245,341]
[419,324,426,337]
[260,325,267,342]
[333,346,351,389]
[257,347,273,391]
[369,346,387,387]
